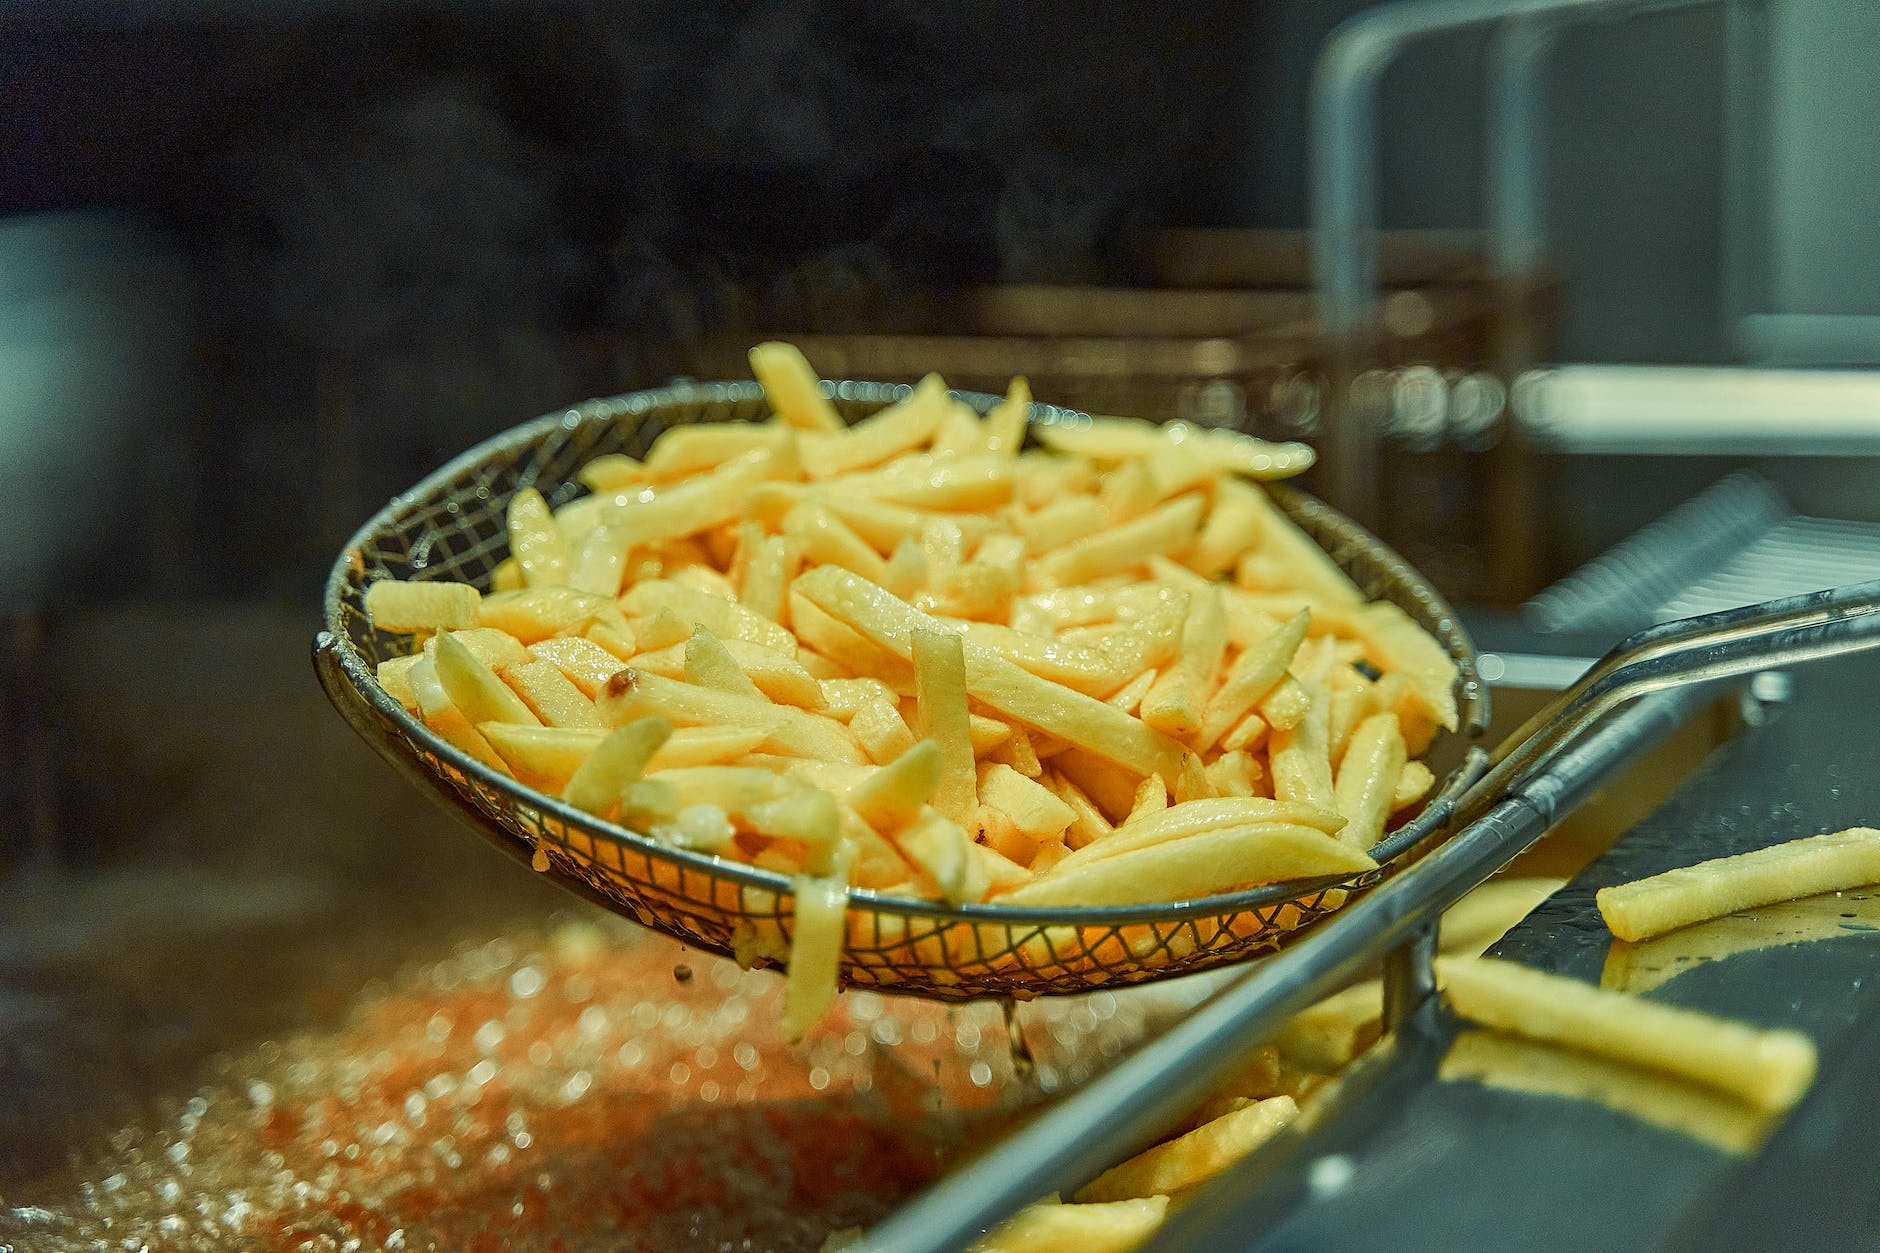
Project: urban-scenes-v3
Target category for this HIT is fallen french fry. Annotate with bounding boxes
[970,1196,1169,1253]
[1076,1095,1298,1202]
[1435,956,1817,1112]
[1597,826,1880,943]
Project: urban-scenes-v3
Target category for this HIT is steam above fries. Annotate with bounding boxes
[362,343,1460,1036]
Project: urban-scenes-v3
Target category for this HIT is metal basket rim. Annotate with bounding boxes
[320,378,1487,929]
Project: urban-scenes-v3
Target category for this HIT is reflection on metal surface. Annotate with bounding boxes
[1440,1030,1776,1156]
[1516,365,1880,455]
[1602,887,1880,996]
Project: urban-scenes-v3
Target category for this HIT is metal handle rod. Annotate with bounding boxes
[1309,0,1723,515]
[866,580,1880,1252]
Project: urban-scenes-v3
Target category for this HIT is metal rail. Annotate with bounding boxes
[1309,0,1727,515]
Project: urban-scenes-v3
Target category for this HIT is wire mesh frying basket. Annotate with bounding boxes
[316,380,1488,1001]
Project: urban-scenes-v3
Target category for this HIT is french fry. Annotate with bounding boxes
[845,739,941,834]
[365,579,480,633]
[1435,956,1817,1111]
[598,445,776,551]
[997,824,1375,907]
[1139,585,1226,740]
[990,725,1043,778]
[681,627,767,702]
[1047,772,1113,849]
[969,1196,1168,1253]
[480,722,768,793]
[750,341,844,433]
[1056,796,1347,866]
[420,626,531,673]
[1259,674,1311,732]
[983,375,1031,457]
[912,628,979,824]
[789,590,917,692]
[621,579,797,655]
[503,658,602,729]
[375,653,423,709]
[525,636,628,697]
[563,716,672,815]
[636,634,825,709]
[1332,712,1405,852]
[893,807,984,904]
[783,500,889,582]
[409,655,506,771]
[643,422,781,479]
[435,632,540,727]
[852,695,919,765]
[978,762,1076,841]
[1075,1095,1298,1202]
[781,870,849,1042]
[507,486,571,589]
[576,452,647,493]
[1187,475,1264,578]
[847,453,1014,512]
[1275,982,1382,1074]
[1199,610,1309,751]
[598,668,865,765]
[802,372,948,479]
[797,568,1189,782]
[1597,826,1880,943]
[1392,760,1435,813]
[479,587,621,644]
[956,621,1124,697]
[1032,494,1206,588]
[1269,688,1335,811]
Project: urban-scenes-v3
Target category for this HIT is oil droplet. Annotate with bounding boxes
[674,964,694,984]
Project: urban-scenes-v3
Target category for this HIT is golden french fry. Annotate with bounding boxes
[683,628,767,702]
[643,422,781,479]
[990,725,1043,778]
[851,694,919,765]
[781,870,849,1041]
[740,532,796,626]
[1017,496,1112,554]
[479,586,621,644]
[507,486,570,589]
[1597,826,1880,943]
[789,589,917,692]
[797,568,1188,782]
[365,579,480,633]
[1139,585,1226,740]
[956,621,1123,697]
[846,453,1014,512]
[1275,982,1382,1074]
[576,452,647,493]
[1033,494,1206,588]
[1058,796,1346,866]
[750,341,844,433]
[1187,475,1264,578]
[783,500,888,581]
[912,628,979,824]
[970,1196,1169,1253]
[525,636,628,697]
[503,657,602,729]
[1259,674,1311,732]
[802,372,948,478]
[1199,610,1309,751]
[409,655,506,771]
[420,626,530,672]
[598,668,864,765]
[978,762,1076,841]
[1441,876,1565,958]
[621,579,797,654]
[435,632,540,727]
[1435,956,1817,1111]
[998,823,1374,908]
[479,722,605,792]
[1332,712,1405,851]
[1075,1095,1298,1203]
[599,446,775,550]
[983,375,1031,457]
[1393,759,1435,813]
[1269,688,1334,811]
[563,716,672,815]
[846,739,942,834]
[893,806,984,904]
[375,654,423,709]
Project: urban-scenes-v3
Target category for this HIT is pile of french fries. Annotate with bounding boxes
[362,342,1459,1037]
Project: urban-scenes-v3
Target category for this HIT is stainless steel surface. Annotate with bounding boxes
[862,578,1880,1253]
[1151,646,1880,1252]
[1516,364,1880,454]
[1527,471,1880,634]
[317,379,1489,1004]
